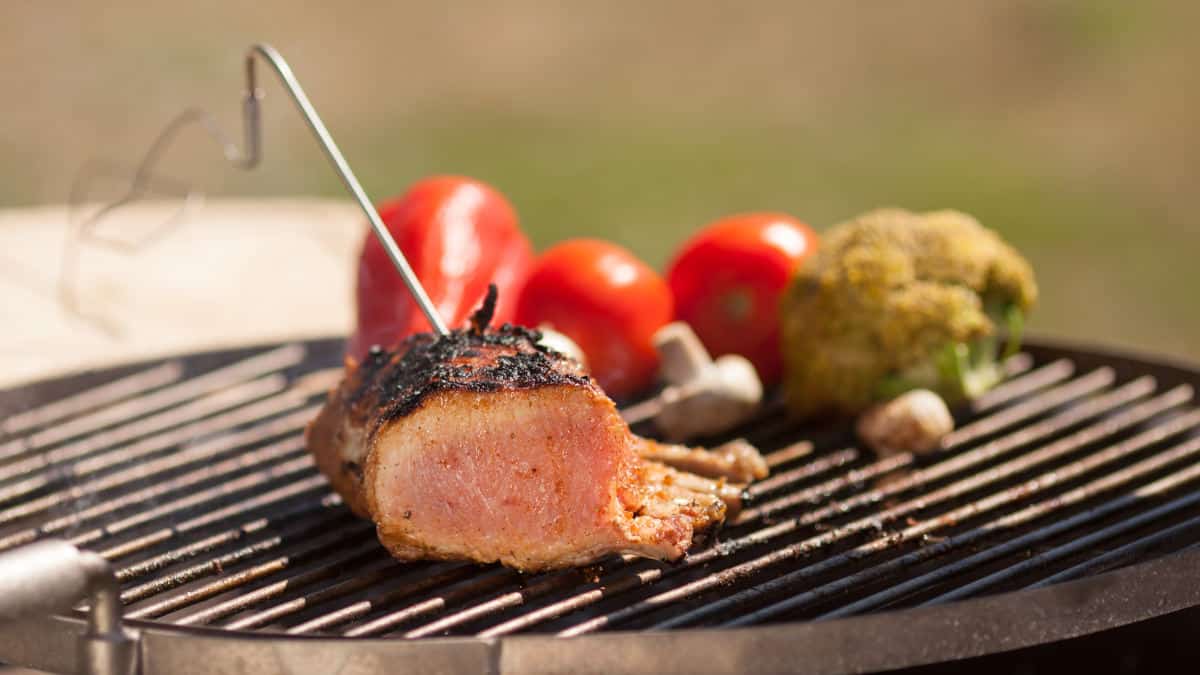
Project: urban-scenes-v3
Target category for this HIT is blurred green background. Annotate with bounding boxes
[2,1,1198,361]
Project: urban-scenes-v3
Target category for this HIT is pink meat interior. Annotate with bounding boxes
[370,386,633,562]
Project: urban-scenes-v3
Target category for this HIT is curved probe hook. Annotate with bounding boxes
[61,43,449,336]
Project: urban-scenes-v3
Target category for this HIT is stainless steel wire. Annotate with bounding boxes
[61,44,448,336]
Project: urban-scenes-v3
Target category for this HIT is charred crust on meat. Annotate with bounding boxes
[342,322,593,431]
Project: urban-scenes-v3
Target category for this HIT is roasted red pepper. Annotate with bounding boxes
[349,176,534,359]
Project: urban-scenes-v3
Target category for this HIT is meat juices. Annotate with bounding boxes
[306,301,749,571]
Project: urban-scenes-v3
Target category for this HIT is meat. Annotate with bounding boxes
[306,306,753,571]
[638,438,768,483]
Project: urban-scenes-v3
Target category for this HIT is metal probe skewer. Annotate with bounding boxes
[62,43,449,337]
[242,44,448,335]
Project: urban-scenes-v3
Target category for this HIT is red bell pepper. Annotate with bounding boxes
[349,176,534,359]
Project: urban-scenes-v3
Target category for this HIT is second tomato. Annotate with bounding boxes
[666,212,817,384]
[515,239,673,399]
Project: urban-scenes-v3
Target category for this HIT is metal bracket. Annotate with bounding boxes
[0,540,137,675]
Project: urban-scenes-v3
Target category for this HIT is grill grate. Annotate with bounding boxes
[1,338,1199,641]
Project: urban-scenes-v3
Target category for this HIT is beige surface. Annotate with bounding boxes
[0,199,364,388]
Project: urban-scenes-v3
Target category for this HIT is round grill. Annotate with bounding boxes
[2,338,1199,674]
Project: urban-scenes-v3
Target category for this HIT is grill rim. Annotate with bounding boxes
[2,335,1200,674]
[4,545,1198,675]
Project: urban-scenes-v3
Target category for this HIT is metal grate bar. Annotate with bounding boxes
[740,374,1157,531]
[284,564,489,635]
[394,569,595,639]
[476,374,1164,637]
[923,459,1200,603]
[775,371,1137,531]
[221,558,398,630]
[939,366,1112,448]
[337,569,522,637]
[969,358,1071,413]
[723,435,1200,626]
[0,407,319,551]
[0,391,317,512]
[735,453,912,526]
[171,540,386,626]
[764,441,814,469]
[116,525,279,581]
[95,473,333,566]
[703,410,1200,627]
[746,448,860,498]
[118,504,359,601]
[166,477,331,539]
[0,344,304,457]
[106,493,339,572]
[73,454,316,547]
[1027,510,1200,589]
[0,394,312,529]
[1,361,184,437]
[123,514,370,616]
[24,433,311,540]
[552,384,1190,636]
[820,439,1200,620]
[4,364,330,488]
[0,375,287,489]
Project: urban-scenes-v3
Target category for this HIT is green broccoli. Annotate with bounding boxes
[780,208,1037,418]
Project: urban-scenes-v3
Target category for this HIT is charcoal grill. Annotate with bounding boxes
[1,338,1199,674]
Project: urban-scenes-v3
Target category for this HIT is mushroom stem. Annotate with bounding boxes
[648,322,764,440]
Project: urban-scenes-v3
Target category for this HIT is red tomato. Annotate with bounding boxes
[515,239,673,399]
[666,212,817,384]
[349,176,534,359]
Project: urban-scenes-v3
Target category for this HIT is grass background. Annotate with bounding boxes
[3,1,1198,361]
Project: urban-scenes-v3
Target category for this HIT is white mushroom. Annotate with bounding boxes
[536,325,588,369]
[856,389,955,456]
[643,322,764,440]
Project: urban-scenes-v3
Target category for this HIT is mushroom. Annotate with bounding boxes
[856,389,954,456]
[623,322,764,440]
[536,325,589,368]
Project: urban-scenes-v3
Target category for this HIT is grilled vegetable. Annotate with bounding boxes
[856,389,955,456]
[515,239,673,399]
[666,212,817,384]
[348,176,534,360]
[780,208,1037,417]
[648,322,764,442]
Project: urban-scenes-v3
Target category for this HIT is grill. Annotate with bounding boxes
[2,337,1200,674]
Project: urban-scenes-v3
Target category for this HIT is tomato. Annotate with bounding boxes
[515,239,673,399]
[349,176,534,359]
[666,212,817,384]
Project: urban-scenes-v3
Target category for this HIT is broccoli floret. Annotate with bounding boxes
[780,208,1037,418]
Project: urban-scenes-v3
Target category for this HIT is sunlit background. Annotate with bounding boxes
[3,1,1199,363]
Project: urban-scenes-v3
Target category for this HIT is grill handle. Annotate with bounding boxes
[0,540,136,675]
